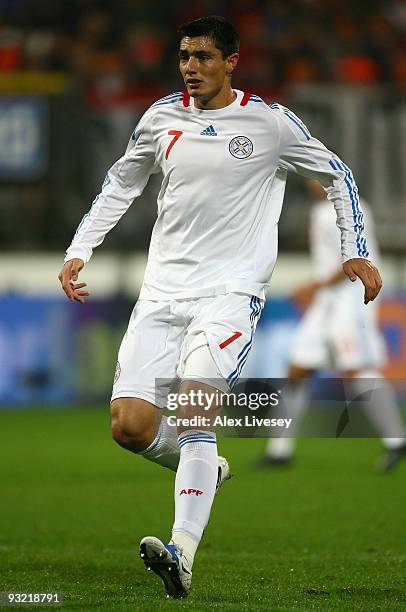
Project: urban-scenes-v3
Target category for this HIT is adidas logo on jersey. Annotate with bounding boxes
[200,125,217,136]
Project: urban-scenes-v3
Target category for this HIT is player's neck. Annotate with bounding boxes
[193,86,236,111]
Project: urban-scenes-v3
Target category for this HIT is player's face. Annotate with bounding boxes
[179,36,238,105]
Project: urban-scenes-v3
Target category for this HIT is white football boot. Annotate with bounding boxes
[140,536,192,599]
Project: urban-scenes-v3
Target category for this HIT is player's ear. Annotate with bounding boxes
[227,52,239,75]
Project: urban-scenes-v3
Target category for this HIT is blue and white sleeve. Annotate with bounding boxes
[64,109,157,264]
[274,103,369,263]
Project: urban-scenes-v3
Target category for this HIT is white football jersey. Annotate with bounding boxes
[65,89,369,300]
[310,197,378,283]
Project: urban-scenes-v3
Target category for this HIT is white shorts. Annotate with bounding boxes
[290,285,386,372]
[111,293,263,408]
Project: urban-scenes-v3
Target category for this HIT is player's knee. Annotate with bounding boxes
[111,417,135,449]
[110,398,157,452]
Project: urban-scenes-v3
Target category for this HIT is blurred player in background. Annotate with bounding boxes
[262,180,406,471]
[58,16,382,599]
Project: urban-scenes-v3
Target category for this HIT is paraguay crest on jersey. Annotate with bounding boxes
[229,136,253,159]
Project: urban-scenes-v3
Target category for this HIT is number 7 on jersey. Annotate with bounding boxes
[165,130,183,160]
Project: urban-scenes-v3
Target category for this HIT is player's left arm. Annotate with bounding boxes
[276,107,382,304]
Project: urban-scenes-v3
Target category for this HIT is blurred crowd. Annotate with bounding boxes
[1,0,406,104]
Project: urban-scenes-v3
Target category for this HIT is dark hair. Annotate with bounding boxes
[178,15,239,59]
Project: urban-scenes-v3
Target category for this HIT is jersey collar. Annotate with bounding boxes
[185,89,246,115]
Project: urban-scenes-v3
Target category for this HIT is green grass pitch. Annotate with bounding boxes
[1,408,406,611]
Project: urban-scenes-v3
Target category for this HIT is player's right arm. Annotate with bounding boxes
[59,108,157,301]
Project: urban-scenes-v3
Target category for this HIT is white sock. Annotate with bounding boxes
[265,381,307,457]
[172,430,218,567]
[170,531,198,568]
[138,415,180,471]
[349,370,406,449]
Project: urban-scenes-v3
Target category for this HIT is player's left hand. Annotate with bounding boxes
[343,258,382,305]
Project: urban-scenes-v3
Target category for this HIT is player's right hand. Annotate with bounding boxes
[58,258,89,303]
